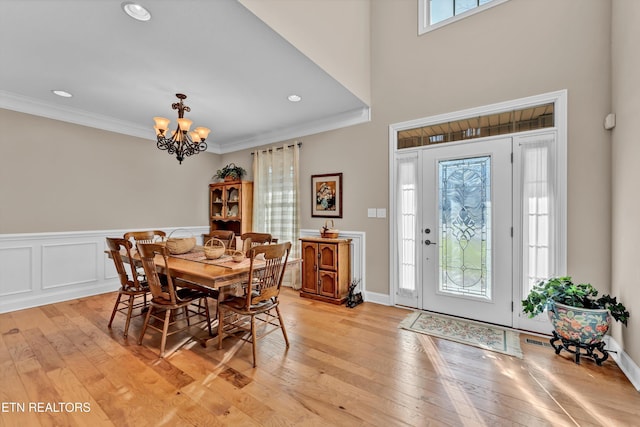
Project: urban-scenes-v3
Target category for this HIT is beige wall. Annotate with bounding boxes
[611,0,640,367]
[371,0,612,291]
[227,0,614,302]
[0,0,614,296]
[0,109,219,233]
[239,0,371,105]
[233,0,612,299]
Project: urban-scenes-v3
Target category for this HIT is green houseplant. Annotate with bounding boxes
[522,276,629,364]
[214,163,246,182]
[522,276,629,325]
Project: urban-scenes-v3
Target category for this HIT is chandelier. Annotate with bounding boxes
[153,93,211,164]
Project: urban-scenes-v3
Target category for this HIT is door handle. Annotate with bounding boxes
[424,239,437,245]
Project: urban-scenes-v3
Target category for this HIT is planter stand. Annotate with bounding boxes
[550,330,609,365]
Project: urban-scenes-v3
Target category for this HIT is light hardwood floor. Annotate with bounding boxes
[1,288,638,426]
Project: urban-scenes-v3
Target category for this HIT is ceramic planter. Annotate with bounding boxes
[547,301,612,364]
[547,301,611,345]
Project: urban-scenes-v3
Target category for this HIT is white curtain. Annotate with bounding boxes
[252,144,300,260]
[521,136,556,292]
[396,154,418,298]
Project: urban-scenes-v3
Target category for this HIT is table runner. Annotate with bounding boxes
[170,248,263,270]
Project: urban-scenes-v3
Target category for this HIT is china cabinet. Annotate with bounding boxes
[205,181,253,243]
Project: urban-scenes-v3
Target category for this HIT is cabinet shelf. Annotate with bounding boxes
[206,180,253,240]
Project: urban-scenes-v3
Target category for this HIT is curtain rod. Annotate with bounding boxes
[250,141,302,155]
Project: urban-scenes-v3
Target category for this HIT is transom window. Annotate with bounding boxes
[397,103,554,150]
[419,0,510,34]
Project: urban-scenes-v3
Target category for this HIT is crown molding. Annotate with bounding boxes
[211,106,371,154]
[1,90,371,154]
[0,90,152,140]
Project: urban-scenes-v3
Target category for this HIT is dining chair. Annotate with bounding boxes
[124,230,167,280]
[106,237,149,338]
[217,241,291,367]
[203,230,236,316]
[205,230,235,250]
[240,232,273,252]
[124,230,166,244]
[137,242,212,358]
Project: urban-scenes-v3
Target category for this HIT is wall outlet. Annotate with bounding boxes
[367,208,377,218]
[376,208,387,218]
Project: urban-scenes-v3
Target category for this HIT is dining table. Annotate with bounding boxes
[116,245,301,345]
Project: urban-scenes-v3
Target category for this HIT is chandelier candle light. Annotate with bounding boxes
[153,93,211,164]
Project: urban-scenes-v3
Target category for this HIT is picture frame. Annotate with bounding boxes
[311,173,343,218]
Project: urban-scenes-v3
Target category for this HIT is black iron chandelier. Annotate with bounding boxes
[153,93,211,164]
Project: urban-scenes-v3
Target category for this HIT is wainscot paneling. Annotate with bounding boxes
[0,226,209,314]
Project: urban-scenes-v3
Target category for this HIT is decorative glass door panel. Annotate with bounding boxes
[439,156,492,300]
[422,137,513,327]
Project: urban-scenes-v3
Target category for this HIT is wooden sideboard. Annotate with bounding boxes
[299,237,351,304]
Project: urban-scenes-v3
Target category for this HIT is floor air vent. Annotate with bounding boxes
[525,338,552,347]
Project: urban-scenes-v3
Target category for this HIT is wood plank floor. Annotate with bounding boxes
[1,288,638,426]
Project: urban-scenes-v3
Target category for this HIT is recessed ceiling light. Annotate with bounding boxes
[52,90,73,98]
[122,2,151,21]
[287,94,302,102]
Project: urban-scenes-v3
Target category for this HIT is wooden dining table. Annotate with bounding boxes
[117,245,301,344]
[121,246,298,291]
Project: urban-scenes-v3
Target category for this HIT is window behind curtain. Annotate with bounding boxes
[520,135,556,292]
[396,154,418,297]
[252,144,300,259]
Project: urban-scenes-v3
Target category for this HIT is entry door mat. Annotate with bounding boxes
[399,311,523,358]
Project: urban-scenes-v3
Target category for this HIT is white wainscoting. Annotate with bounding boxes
[299,229,369,300]
[0,226,209,314]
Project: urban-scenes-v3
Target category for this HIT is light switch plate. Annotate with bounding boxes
[376,208,387,218]
[367,208,377,218]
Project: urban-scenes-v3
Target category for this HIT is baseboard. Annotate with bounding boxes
[604,335,640,392]
[364,291,391,306]
[0,282,118,313]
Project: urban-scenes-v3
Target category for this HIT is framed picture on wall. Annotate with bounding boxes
[311,173,343,218]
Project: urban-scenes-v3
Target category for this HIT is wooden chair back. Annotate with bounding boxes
[244,241,291,308]
[106,237,143,291]
[240,232,273,252]
[124,230,166,244]
[206,230,235,249]
[136,242,176,305]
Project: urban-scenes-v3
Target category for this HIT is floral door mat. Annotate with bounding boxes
[399,311,523,358]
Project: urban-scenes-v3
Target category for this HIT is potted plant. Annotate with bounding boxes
[522,276,629,364]
[214,163,246,182]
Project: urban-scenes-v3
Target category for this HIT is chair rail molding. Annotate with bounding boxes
[0,226,209,314]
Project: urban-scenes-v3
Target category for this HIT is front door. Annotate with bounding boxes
[421,137,513,326]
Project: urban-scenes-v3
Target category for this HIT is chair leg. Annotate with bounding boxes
[251,315,258,368]
[217,307,225,349]
[185,306,191,326]
[138,305,153,345]
[123,294,136,338]
[203,298,213,336]
[275,305,290,348]
[108,293,123,328]
[159,309,172,358]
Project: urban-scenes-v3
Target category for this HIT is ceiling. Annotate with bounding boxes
[0,0,369,154]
